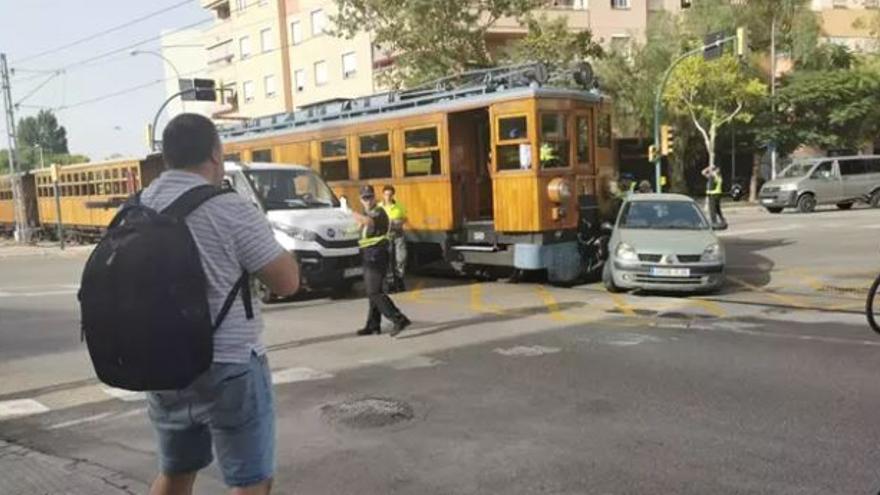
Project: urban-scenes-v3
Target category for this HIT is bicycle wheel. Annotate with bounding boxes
[867,273,880,335]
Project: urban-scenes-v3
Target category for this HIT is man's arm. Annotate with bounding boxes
[352,210,374,227]
[256,252,300,296]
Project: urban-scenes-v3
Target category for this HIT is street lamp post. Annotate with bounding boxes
[130,49,186,111]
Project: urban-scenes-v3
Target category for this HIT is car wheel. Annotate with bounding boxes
[871,190,880,208]
[797,193,817,213]
[256,281,275,304]
[836,202,853,210]
[602,262,624,293]
[765,207,783,214]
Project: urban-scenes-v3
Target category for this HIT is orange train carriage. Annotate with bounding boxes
[218,64,618,283]
[0,155,164,240]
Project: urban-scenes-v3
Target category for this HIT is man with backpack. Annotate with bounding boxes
[81,114,299,495]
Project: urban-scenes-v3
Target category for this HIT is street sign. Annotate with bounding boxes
[179,78,217,102]
[703,31,725,61]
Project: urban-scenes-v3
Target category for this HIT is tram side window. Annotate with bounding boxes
[252,149,272,162]
[496,115,531,171]
[224,152,242,162]
[320,138,350,181]
[540,113,570,169]
[576,115,591,168]
[359,133,392,179]
[403,127,441,177]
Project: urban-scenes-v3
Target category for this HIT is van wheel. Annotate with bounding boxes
[871,190,880,208]
[602,263,624,293]
[256,281,275,304]
[797,193,817,213]
[766,207,783,214]
[836,202,853,210]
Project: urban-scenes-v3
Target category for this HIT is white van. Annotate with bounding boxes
[759,155,880,213]
[224,162,361,301]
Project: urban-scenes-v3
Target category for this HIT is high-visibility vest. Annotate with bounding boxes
[359,206,389,248]
[707,174,723,196]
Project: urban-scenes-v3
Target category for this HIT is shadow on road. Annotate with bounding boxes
[720,237,792,293]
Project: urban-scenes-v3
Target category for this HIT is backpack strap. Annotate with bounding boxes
[162,184,233,219]
[107,191,146,229]
[213,271,254,329]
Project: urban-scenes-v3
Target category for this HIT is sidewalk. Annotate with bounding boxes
[0,240,93,259]
[0,440,149,495]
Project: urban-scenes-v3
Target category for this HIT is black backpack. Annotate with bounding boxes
[78,184,253,391]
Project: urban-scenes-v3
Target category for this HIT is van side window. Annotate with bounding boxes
[869,159,880,174]
[811,161,834,179]
[839,158,867,176]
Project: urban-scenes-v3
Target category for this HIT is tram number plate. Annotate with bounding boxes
[344,267,363,278]
[651,267,690,277]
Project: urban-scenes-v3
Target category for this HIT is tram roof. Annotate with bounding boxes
[218,86,604,145]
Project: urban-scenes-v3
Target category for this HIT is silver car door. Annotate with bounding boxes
[838,158,867,201]
[806,160,841,204]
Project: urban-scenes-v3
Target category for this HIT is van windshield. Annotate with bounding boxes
[244,169,339,210]
[779,162,815,178]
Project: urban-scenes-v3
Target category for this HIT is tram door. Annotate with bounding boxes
[449,108,493,225]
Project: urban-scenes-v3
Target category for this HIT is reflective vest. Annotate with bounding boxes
[707,174,723,196]
[359,206,389,249]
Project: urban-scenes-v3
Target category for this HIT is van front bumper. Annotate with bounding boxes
[295,251,362,288]
[758,190,797,208]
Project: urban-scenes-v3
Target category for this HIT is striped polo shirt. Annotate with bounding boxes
[140,169,285,363]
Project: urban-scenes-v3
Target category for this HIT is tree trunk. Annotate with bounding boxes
[749,153,761,202]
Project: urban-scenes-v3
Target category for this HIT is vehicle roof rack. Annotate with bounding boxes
[217,62,598,140]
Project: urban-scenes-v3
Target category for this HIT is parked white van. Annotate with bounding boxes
[224,162,361,301]
[759,155,880,213]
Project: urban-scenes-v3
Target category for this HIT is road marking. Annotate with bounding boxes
[405,280,425,302]
[102,388,146,402]
[689,298,726,318]
[726,275,812,310]
[493,345,561,357]
[718,225,799,237]
[470,284,503,315]
[46,412,115,430]
[0,399,50,420]
[605,333,664,347]
[609,293,637,317]
[0,289,78,298]
[535,285,568,321]
[271,367,333,384]
[385,355,443,370]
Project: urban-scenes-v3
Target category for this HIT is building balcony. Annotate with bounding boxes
[203,0,231,19]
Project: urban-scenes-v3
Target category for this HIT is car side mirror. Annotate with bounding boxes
[600,221,614,234]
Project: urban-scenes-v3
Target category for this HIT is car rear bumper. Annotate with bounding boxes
[612,261,725,292]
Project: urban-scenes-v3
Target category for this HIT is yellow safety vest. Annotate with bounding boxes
[359,206,389,248]
[707,174,723,196]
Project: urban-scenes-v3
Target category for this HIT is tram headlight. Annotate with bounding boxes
[547,177,572,204]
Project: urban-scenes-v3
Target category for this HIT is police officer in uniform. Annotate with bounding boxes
[351,185,411,337]
[702,165,727,228]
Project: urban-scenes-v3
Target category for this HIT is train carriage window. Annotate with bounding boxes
[496,115,532,171]
[224,152,242,162]
[403,127,441,177]
[540,113,570,169]
[319,138,350,181]
[358,133,392,179]
[252,149,273,162]
[576,115,591,167]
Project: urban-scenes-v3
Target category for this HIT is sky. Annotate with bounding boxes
[0,0,208,161]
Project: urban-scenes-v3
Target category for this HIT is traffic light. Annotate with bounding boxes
[660,125,675,156]
[703,31,725,61]
[179,78,218,102]
[648,144,658,163]
[681,0,692,8]
[735,27,748,58]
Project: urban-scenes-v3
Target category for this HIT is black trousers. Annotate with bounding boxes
[708,194,726,227]
[363,246,406,330]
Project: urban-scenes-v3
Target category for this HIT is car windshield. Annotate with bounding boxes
[619,200,709,230]
[779,162,815,178]
[244,169,339,210]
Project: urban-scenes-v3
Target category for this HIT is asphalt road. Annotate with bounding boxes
[2,204,880,494]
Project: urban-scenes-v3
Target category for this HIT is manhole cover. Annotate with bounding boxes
[321,397,414,428]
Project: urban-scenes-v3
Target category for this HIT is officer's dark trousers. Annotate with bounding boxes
[708,194,726,227]
[363,247,406,331]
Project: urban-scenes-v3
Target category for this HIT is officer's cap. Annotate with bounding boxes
[359,185,375,199]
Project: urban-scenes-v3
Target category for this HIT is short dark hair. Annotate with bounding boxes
[382,185,395,194]
[162,113,219,169]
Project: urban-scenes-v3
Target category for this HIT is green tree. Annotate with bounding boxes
[17,110,69,154]
[502,14,603,84]
[331,0,542,87]
[664,54,766,170]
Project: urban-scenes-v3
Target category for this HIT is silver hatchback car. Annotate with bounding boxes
[603,194,725,293]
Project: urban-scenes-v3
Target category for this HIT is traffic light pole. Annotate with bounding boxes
[652,35,736,193]
[1,53,30,244]
[150,86,232,151]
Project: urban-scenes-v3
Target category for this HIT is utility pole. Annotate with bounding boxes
[770,15,777,180]
[1,53,30,244]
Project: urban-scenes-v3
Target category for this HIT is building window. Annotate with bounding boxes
[403,127,441,176]
[342,52,357,79]
[611,0,630,8]
[242,80,255,103]
[291,20,302,45]
[574,0,588,8]
[320,138,349,181]
[294,69,306,92]
[260,28,273,52]
[314,60,328,86]
[239,36,251,59]
[311,9,326,36]
[236,0,247,12]
[866,0,878,8]
[264,74,277,98]
[610,35,632,58]
[359,133,392,179]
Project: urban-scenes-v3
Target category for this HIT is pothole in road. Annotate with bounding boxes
[321,397,414,429]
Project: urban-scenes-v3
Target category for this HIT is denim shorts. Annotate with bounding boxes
[146,352,275,488]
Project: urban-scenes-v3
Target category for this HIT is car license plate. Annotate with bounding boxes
[651,267,690,277]
[343,267,362,278]
[761,198,776,204]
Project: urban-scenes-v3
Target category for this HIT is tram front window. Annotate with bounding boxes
[244,169,339,210]
[540,113,570,169]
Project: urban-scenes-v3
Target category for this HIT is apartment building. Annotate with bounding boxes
[165,0,680,120]
[811,0,879,52]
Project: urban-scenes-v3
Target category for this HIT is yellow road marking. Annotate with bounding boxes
[470,283,503,315]
[726,275,813,309]
[689,298,726,318]
[405,280,425,302]
[609,293,637,317]
[535,285,568,322]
